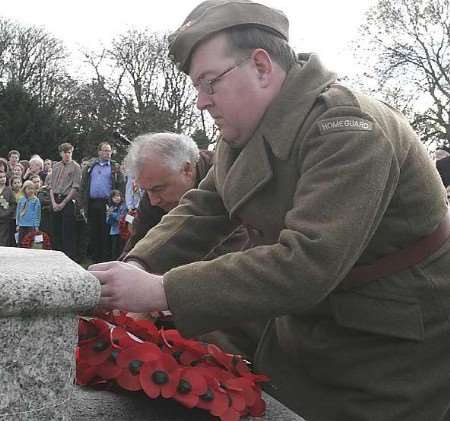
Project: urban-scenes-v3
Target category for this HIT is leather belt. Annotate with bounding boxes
[340,209,450,290]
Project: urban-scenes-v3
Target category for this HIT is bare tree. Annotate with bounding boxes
[0,18,69,106]
[0,19,14,81]
[352,0,449,147]
[83,29,216,145]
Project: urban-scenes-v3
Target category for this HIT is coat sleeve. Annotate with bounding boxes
[162,111,409,338]
[125,167,239,273]
[9,189,16,219]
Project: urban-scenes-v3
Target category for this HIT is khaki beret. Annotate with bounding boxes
[168,0,289,73]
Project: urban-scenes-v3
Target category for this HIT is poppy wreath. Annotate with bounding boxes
[118,209,137,241]
[20,230,52,249]
[76,312,269,421]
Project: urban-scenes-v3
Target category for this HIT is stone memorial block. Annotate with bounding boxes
[0,247,100,420]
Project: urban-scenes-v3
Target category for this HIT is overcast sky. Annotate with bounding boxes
[2,0,376,75]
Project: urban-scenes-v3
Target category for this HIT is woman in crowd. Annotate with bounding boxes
[0,171,16,246]
[0,158,9,183]
[12,163,24,181]
[23,155,45,183]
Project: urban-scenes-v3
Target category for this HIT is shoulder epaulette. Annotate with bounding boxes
[319,83,360,109]
[317,84,374,135]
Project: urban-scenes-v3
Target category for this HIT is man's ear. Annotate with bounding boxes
[251,48,273,87]
[182,161,194,177]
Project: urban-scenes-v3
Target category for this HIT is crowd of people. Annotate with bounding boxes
[0,144,139,263]
[0,133,222,267]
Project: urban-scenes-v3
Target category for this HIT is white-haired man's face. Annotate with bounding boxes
[136,155,196,212]
[29,160,42,174]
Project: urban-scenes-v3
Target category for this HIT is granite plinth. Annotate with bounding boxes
[0,247,100,420]
[71,387,306,421]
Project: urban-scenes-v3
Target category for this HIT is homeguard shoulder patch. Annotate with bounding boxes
[318,117,373,135]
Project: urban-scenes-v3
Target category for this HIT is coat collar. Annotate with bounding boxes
[258,54,336,160]
[217,54,336,215]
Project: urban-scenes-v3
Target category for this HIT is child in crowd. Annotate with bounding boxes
[12,163,24,180]
[43,158,52,180]
[16,180,41,247]
[30,174,52,240]
[10,176,23,201]
[106,189,126,260]
[0,171,16,246]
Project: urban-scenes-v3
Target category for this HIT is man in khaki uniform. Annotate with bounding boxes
[90,1,450,420]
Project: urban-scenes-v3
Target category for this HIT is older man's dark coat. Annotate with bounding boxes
[127,55,450,420]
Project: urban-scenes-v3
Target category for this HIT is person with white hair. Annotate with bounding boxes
[23,154,45,183]
[121,131,237,258]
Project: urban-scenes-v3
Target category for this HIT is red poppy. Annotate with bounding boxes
[124,317,160,342]
[105,311,160,343]
[78,318,100,344]
[172,368,208,408]
[206,343,238,370]
[223,376,259,408]
[94,325,137,380]
[95,354,122,380]
[194,369,230,417]
[248,395,266,417]
[76,359,98,385]
[115,342,161,391]
[160,329,207,366]
[140,352,179,399]
[197,369,252,420]
[78,319,112,366]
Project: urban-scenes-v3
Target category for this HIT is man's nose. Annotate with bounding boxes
[147,191,161,206]
[196,91,213,110]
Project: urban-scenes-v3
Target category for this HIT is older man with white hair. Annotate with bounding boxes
[120,132,215,257]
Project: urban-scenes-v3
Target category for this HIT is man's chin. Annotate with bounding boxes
[162,204,177,212]
[222,136,246,149]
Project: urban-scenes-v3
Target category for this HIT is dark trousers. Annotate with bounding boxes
[87,198,109,263]
[0,221,10,246]
[75,218,88,263]
[109,234,124,261]
[8,219,16,246]
[52,197,76,260]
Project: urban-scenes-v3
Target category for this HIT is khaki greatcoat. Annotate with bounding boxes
[128,55,450,421]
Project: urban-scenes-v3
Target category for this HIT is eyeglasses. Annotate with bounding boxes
[194,57,249,96]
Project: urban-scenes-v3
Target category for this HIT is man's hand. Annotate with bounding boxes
[88,261,168,313]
